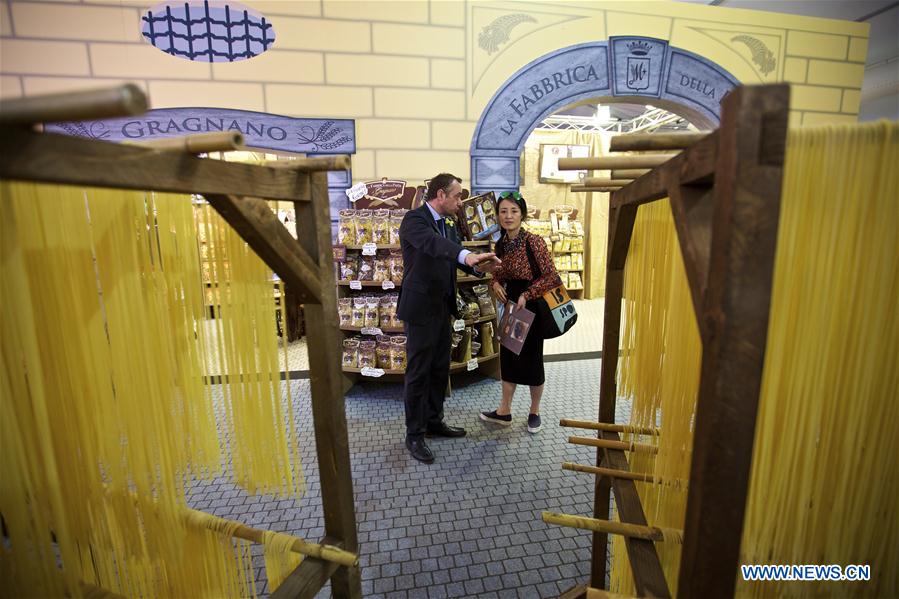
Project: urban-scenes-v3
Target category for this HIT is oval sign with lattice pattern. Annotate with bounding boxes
[141,1,275,62]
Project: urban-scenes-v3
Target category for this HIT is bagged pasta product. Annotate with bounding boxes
[364,297,380,328]
[372,209,391,245]
[358,255,374,281]
[389,209,406,244]
[480,322,495,356]
[473,284,495,318]
[351,297,366,327]
[470,341,481,357]
[378,296,392,329]
[451,333,463,362]
[389,249,404,284]
[337,298,353,327]
[342,338,359,368]
[354,209,373,244]
[337,209,356,244]
[358,339,377,369]
[376,335,393,369]
[385,294,400,328]
[372,256,390,282]
[390,336,407,371]
[338,254,358,281]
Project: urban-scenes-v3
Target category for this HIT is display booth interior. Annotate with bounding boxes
[0,85,362,598]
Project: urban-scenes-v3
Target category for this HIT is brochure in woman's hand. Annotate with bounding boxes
[499,302,535,355]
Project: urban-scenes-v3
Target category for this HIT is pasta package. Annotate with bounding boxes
[460,192,499,241]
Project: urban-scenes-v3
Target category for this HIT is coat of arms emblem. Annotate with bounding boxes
[626,40,652,91]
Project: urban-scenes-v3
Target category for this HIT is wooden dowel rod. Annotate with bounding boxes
[611,169,650,179]
[127,131,244,153]
[609,132,709,152]
[0,83,147,125]
[558,155,676,171]
[586,588,640,599]
[569,435,658,454]
[185,509,358,567]
[563,462,656,483]
[265,155,352,172]
[562,462,687,488]
[582,178,632,187]
[570,186,621,193]
[560,418,658,435]
[542,511,683,543]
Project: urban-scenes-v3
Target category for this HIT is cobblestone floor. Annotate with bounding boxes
[188,358,633,598]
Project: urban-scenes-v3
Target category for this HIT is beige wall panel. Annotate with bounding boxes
[375,88,464,119]
[607,10,670,39]
[213,50,324,83]
[791,85,843,113]
[275,16,370,52]
[375,149,469,181]
[787,30,849,60]
[149,80,264,111]
[23,76,147,96]
[372,23,463,58]
[244,1,321,17]
[351,149,376,180]
[91,43,211,79]
[841,89,861,114]
[783,57,808,83]
[1,1,12,36]
[806,59,865,88]
[802,112,857,126]
[324,0,428,24]
[326,54,429,87]
[266,83,373,117]
[0,75,22,98]
[847,37,868,63]
[430,0,465,26]
[1,39,90,75]
[432,120,475,151]
[356,118,430,149]
[788,110,802,128]
[11,3,141,42]
[431,58,464,89]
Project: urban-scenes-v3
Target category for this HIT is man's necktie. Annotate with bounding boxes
[438,218,446,238]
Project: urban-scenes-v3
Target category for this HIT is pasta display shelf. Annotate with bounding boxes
[334,193,500,387]
[340,325,405,334]
[338,280,402,288]
[449,352,500,373]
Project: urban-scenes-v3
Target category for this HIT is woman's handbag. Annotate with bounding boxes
[524,236,578,339]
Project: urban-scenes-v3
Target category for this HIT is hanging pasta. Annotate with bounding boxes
[1,180,306,597]
[608,121,898,597]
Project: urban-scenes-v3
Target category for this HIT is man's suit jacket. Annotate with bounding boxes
[397,204,477,325]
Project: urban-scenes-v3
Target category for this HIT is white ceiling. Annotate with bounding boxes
[675,0,899,120]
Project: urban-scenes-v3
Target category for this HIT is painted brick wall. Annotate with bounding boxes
[0,0,868,182]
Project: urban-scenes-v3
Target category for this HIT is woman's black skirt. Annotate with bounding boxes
[499,279,545,386]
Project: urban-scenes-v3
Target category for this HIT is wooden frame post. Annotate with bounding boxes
[276,170,361,599]
[676,84,788,599]
[556,83,789,598]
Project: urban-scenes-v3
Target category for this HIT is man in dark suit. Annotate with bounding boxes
[397,173,501,463]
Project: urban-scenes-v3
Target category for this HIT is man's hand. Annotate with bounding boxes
[465,251,501,272]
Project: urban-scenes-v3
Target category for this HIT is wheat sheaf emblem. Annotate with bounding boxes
[731,35,776,75]
[478,13,537,55]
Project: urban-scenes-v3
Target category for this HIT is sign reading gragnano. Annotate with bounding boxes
[46,107,356,155]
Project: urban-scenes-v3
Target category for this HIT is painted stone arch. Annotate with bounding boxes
[469,36,739,195]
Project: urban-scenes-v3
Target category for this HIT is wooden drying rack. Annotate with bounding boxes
[548,83,790,598]
[0,84,362,599]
